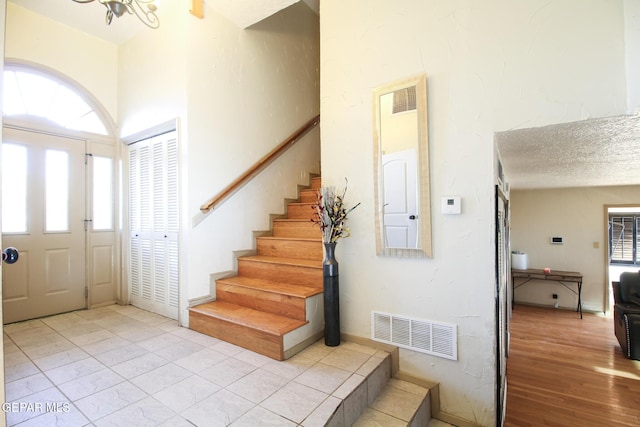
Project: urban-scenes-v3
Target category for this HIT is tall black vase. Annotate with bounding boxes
[323,242,340,346]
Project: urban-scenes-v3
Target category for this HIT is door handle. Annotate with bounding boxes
[409,215,417,220]
[2,247,19,264]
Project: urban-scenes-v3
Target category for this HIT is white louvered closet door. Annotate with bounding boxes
[128,131,179,319]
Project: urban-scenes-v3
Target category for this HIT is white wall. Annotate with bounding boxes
[510,186,640,312]
[320,0,627,424]
[183,2,320,306]
[118,0,188,137]
[5,3,119,123]
[118,2,320,321]
[625,0,640,112]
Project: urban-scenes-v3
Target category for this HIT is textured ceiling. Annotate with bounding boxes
[496,114,640,190]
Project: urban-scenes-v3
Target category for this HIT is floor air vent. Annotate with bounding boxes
[372,311,457,360]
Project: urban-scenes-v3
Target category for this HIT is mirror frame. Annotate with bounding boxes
[372,73,432,258]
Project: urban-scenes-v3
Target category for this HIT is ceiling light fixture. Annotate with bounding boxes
[72,0,159,29]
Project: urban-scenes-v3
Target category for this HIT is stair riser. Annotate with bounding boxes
[273,221,321,239]
[189,310,284,360]
[216,282,306,321]
[238,259,322,288]
[311,176,321,189]
[189,174,324,362]
[299,189,318,203]
[257,238,322,260]
[288,204,317,220]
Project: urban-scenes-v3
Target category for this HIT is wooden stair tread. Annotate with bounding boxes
[288,202,315,207]
[241,255,322,269]
[273,218,317,227]
[258,236,320,243]
[189,301,307,335]
[217,276,322,298]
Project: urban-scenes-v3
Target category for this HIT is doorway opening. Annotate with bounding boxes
[2,61,118,324]
[606,205,640,314]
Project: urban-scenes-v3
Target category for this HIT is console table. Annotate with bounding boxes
[512,268,583,318]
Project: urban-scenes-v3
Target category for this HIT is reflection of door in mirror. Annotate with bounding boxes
[383,149,418,248]
[373,73,431,258]
[380,89,420,250]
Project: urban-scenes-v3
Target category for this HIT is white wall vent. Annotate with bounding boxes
[371,311,457,360]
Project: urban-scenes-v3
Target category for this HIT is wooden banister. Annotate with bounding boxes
[200,114,320,213]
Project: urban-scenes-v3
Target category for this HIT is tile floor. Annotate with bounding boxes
[2,304,401,426]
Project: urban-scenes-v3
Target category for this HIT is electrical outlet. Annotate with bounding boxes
[552,294,558,299]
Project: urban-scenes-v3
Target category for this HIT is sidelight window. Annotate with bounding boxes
[92,156,113,230]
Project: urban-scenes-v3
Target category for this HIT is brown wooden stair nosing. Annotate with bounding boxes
[272,218,319,228]
[189,301,307,335]
[216,276,322,298]
[239,255,322,268]
[288,202,316,208]
[258,236,320,243]
[272,218,316,224]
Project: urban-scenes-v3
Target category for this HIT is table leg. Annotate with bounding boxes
[578,281,582,319]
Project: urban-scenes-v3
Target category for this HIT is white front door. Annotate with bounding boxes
[2,128,86,323]
[382,148,419,249]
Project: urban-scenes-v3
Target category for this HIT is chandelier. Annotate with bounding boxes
[72,0,159,29]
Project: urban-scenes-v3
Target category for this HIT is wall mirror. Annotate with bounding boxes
[373,74,432,258]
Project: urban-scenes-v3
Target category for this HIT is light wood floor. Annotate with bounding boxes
[505,304,640,426]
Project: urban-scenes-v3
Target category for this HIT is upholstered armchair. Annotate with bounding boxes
[613,270,640,360]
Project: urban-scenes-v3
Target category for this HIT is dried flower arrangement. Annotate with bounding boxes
[312,179,360,244]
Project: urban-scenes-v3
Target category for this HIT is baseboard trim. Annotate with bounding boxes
[514,301,601,315]
[89,300,118,309]
[188,294,215,308]
[284,330,325,359]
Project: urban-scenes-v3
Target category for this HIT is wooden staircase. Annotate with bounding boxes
[189,176,324,360]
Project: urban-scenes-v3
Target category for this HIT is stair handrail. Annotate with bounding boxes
[199,114,320,214]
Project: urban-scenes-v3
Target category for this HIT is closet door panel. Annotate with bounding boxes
[128,131,179,319]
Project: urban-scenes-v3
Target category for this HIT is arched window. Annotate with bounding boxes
[3,64,110,136]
